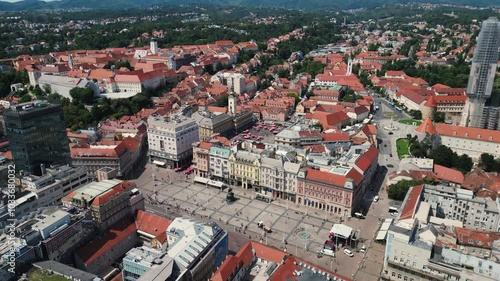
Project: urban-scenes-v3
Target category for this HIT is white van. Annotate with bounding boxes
[321,248,335,257]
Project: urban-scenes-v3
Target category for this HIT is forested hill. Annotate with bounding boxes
[0,0,498,12]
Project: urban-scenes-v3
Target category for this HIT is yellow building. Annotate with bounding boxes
[228,151,261,189]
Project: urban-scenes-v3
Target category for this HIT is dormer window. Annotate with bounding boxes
[453,131,457,135]
[465,133,469,137]
[490,136,493,140]
[478,135,481,139]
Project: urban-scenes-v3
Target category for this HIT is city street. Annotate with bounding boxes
[133,162,393,281]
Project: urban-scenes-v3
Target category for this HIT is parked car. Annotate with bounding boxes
[360,245,367,253]
[373,196,379,202]
[343,249,354,257]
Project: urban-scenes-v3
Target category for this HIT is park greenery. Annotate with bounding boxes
[388,178,435,201]
[396,138,411,159]
[406,133,473,174]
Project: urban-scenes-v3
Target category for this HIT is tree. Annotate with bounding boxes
[433,112,445,123]
[428,145,455,168]
[286,93,301,106]
[19,94,32,103]
[479,153,496,172]
[388,179,433,201]
[408,110,422,120]
[453,154,473,174]
[70,87,95,104]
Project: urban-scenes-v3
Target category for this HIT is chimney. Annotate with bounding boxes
[40,164,46,176]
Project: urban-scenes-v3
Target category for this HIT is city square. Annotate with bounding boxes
[135,163,391,281]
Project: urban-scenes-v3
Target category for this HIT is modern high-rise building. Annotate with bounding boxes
[4,101,71,175]
[460,17,500,129]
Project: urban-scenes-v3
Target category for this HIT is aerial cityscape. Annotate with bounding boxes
[0,1,500,281]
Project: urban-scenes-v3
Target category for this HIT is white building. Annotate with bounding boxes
[0,165,88,228]
[436,123,500,160]
[209,146,231,183]
[148,114,199,168]
[423,185,500,232]
[260,157,300,202]
[38,75,99,100]
[106,70,165,97]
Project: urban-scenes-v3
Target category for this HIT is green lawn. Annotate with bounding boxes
[399,119,422,126]
[28,269,70,281]
[396,138,411,159]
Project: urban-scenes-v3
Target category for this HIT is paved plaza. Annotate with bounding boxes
[134,163,391,281]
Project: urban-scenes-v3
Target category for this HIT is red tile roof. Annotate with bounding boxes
[436,123,500,143]
[415,118,437,135]
[434,164,464,184]
[198,141,214,150]
[91,181,135,207]
[135,210,172,238]
[75,218,137,264]
[424,95,437,107]
[212,241,351,281]
[322,132,350,142]
[399,185,424,221]
[306,168,363,186]
[211,256,243,281]
[355,146,379,173]
[454,227,500,249]
[433,95,468,104]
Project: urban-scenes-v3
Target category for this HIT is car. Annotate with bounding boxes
[343,249,354,257]
[360,245,367,253]
[373,196,379,202]
[321,248,335,257]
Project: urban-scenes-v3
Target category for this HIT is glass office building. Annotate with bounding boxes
[4,101,71,175]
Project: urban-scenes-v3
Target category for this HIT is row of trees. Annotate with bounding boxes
[407,134,473,174]
[388,179,435,201]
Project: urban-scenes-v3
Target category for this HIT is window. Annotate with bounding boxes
[404,277,408,281]
[413,262,416,267]
[392,272,396,277]
[398,274,402,280]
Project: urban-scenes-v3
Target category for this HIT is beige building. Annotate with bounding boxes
[71,137,141,179]
[193,141,213,177]
[192,110,234,141]
[228,151,261,189]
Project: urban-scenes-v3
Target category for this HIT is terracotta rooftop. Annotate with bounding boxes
[454,227,500,249]
[135,210,172,238]
[415,118,437,135]
[355,146,379,173]
[436,123,500,143]
[399,185,424,221]
[305,167,363,187]
[75,218,137,265]
[433,164,464,184]
[91,181,135,207]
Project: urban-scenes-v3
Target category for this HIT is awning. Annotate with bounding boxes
[329,224,353,239]
[194,176,209,184]
[153,160,166,166]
